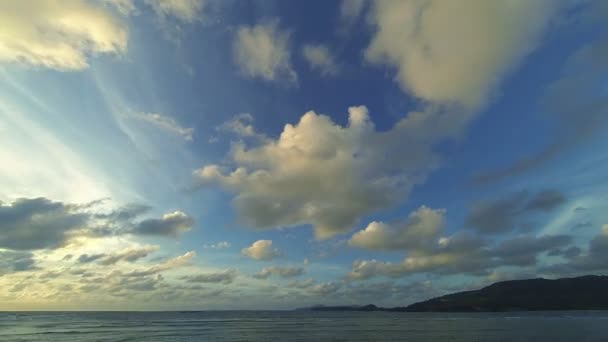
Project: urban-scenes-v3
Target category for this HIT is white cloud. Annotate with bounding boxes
[196,105,445,239]
[203,241,231,250]
[349,206,446,251]
[241,240,280,261]
[302,44,339,76]
[233,20,297,83]
[129,112,194,141]
[365,0,560,108]
[145,0,205,23]
[0,0,128,70]
[253,265,304,279]
[218,113,258,138]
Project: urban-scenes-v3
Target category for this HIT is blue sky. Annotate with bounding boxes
[0,0,607,310]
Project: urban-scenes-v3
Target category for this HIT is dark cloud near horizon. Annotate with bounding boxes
[180,269,237,284]
[0,197,194,252]
[542,227,608,275]
[0,197,88,250]
[132,212,194,237]
[466,189,566,234]
[0,250,37,275]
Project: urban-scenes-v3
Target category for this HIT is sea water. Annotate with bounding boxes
[1,311,608,341]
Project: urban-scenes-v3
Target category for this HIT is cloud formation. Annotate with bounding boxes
[0,197,88,250]
[349,206,445,251]
[181,268,237,284]
[0,250,37,275]
[133,211,194,237]
[196,106,447,239]
[241,240,280,261]
[233,20,297,83]
[253,266,304,279]
[302,44,339,76]
[349,233,572,280]
[0,0,127,70]
[365,0,559,108]
[474,28,608,182]
[466,189,566,235]
[145,0,205,23]
[128,112,194,141]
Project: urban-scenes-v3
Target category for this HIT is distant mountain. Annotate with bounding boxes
[299,275,608,312]
[406,275,608,312]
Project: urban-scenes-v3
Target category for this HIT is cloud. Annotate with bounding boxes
[348,233,572,280]
[133,211,194,237]
[466,189,567,234]
[0,197,88,250]
[203,241,231,249]
[302,44,339,76]
[365,0,560,109]
[241,240,280,261]
[543,225,608,274]
[98,245,159,265]
[78,253,105,263]
[0,250,37,275]
[217,113,258,138]
[0,0,128,70]
[125,251,196,277]
[474,26,608,182]
[145,0,205,23]
[233,20,297,83]
[349,206,445,251]
[253,266,304,279]
[128,112,194,141]
[195,106,447,239]
[181,269,237,284]
[339,0,367,23]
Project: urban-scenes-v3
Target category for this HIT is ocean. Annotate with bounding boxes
[1,311,608,341]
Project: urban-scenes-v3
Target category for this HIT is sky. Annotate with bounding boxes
[0,0,607,310]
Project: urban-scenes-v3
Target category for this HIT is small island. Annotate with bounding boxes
[299,275,608,312]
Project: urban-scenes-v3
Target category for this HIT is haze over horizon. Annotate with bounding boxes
[0,0,607,311]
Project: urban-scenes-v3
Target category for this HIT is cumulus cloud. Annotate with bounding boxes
[0,197,88,250]
[133,211,194,237]
[466,189,567,235]
[145,0,205,23]
[0,0,128,70]
[253,266,304,279]
[241,240,280,261]
[365,0,560,109]
[181,268,237,284]
[233,20,297,83]
[302,44,339,76]
[349,206,445,251]
[128,112,194,141]
[195,106,448,239]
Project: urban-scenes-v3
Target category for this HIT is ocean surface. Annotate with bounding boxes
[1,311,608,341]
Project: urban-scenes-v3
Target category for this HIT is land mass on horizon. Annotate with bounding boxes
[297,275,608,312]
